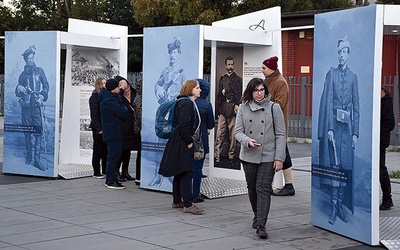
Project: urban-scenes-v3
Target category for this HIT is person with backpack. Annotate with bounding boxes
[192,79,215,203]
[158,79,204,215]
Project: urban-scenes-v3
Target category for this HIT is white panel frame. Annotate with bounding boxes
[384,5,400,25]
[371,5,384,245]
[203,26,272,45]
[207,7,283,182]
[60,32,120,50]
[53,32,62,177]
[58,19,127,169]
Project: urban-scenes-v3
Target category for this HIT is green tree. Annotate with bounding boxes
[131,0,354,28]
[3,0,143,71]
[0,3,14,35]
[105,0,143,71]
[1,0,383,74]
[10,0,69,31]
[0,3,16,74]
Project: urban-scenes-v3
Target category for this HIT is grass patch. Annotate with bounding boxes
[390,171,400,179]
[288,137,297,143]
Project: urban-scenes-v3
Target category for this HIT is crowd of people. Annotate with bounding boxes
[87,53,395,239]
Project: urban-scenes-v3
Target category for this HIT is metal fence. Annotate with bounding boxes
[287,76,313,139]
[286,75,399,145]
[0,73,399,145]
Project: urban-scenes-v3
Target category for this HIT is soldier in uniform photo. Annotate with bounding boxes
[214,56,242,167]
[317,36,360,225]
[150,37,187,186]
[15,45,50,171]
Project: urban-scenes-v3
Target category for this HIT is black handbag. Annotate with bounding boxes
[271,103,292,169]
[192,101,205,160]
[283,144,292,170]
[192,128,204,160]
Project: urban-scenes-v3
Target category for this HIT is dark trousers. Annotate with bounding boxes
[136,147,141,180]
[92,130,107,175]
[118,149,131,172]
[193,157,205,198]
[380,146,392,198]
[172,170,193,208]
[243,162,275,226]
[105,139,122,184]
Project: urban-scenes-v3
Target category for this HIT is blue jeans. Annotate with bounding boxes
[243,162,275,226]
[193,157,205,198]
[105,139,122,184]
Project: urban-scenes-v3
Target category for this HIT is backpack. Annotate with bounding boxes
[155,97,190,139]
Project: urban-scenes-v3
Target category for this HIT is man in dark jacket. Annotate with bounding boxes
[379,88,395,210]
[99,78,128,190]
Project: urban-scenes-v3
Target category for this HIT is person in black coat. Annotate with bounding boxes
[115,76,139,181]
[159,79,204,215]
[192,79,215,203]
[89,78,108,178]
[99,79,128,190]
[379,88,395,210]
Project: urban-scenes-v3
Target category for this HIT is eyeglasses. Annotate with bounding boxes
[253,88,265,94]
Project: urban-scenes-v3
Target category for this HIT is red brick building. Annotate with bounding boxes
[281,11,400,129]
[281,11,399,80]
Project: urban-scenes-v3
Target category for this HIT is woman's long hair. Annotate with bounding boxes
[241,78,269,103]
[180,79,199,96]
[94,78,105,93]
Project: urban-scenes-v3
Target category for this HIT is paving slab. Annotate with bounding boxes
[0,116,398,249]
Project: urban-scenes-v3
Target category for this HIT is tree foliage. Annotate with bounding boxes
[131,0,354,28]
[1,0,397,73]
[0,0,142,73]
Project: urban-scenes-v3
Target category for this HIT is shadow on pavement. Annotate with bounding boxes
[0,163,52,185]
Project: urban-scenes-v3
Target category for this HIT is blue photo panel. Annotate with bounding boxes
[141,25,201,191]
[3,31,58,177]
[311,6,378,244]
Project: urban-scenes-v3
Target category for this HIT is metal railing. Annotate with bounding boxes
[285,75,399,145]
[287,76,313,139]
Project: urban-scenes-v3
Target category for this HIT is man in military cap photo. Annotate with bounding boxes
[150,37,187,186]
[15,45,50,171]
[317,35,360,225]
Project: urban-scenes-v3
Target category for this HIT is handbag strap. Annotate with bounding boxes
[192,100,201,133]
[271,102,276,135]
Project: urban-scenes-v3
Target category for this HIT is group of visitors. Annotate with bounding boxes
[158,57,289,239]
[87,53,395,240]
[89,75,142,190]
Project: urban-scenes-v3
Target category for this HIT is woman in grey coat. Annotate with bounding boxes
[234,77,286,239]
